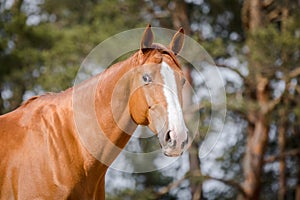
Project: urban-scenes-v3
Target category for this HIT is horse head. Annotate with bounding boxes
[129,25,189,157]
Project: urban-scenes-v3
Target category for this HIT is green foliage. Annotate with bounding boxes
[248,20,300,73]
[0,0,147,112]
[202,37,227,58]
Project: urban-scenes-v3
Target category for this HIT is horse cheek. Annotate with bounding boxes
[129,88,149,126]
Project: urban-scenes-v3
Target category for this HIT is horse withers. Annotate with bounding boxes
[0,25,189,199]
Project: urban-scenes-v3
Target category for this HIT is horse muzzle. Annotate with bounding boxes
[159,129,189,157]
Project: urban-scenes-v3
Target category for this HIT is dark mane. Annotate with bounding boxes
[21,96,39,107]
[20,92,55,107]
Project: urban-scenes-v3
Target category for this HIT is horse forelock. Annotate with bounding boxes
[138,44,181,70]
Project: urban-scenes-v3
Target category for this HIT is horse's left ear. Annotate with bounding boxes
[169,28,184,55]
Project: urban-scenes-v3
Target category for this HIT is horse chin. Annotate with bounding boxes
[162,149,183,157]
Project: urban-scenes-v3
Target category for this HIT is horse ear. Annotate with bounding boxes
[140,24,154,50]
[169,28,184,55]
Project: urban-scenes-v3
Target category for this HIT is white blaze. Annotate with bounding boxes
[160,61,187,141]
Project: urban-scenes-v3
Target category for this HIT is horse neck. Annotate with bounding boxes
[95,55,139,144]
[73,53,139,167]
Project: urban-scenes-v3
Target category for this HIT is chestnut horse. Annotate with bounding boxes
[0,25,188,199]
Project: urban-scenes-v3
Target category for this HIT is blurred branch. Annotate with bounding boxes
[157,176,186,196]
[264,148,300,163]
[261,66,300,115]
[201,174,247,198]
[262,0,274,8]
[157,171,247,198]
[263,95,282,114]
[288,67,300,79]
[215,63,246,80]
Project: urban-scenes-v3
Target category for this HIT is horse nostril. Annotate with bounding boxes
[165,130,177,148]
[165,130,171,143]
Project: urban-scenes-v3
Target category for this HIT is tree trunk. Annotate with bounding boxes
[278,109,287,200]
[296,151,300,200]
[277,5,289,198]
[240,1,270,199]
[241,0,262,31]
[169,0,191,35]
[189,143,202,200]
[242,76,270,200]
[295,121,300,199]
[248,0,262,30]
[183,65,203,200]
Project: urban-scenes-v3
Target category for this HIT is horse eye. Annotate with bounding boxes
[142,74,152,83]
